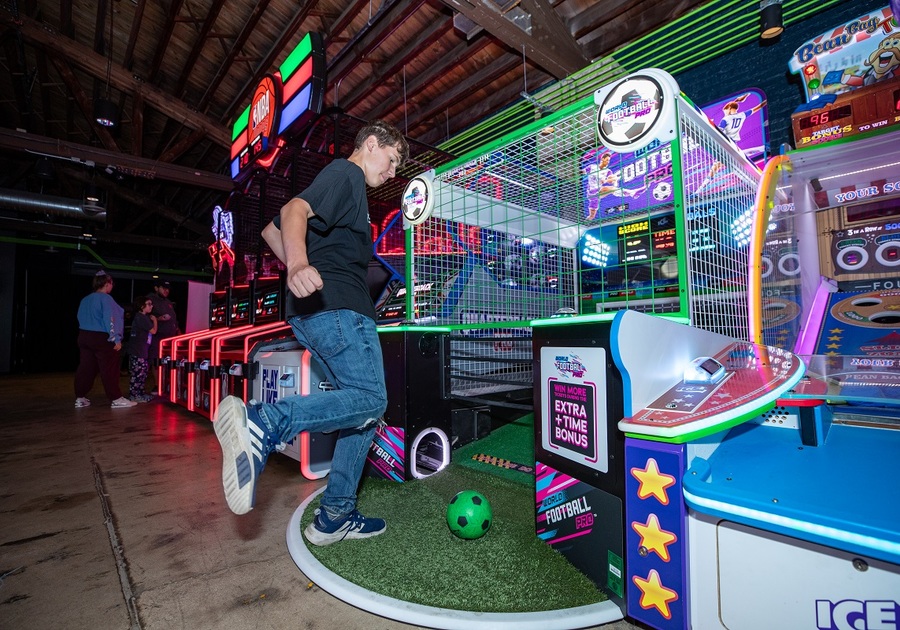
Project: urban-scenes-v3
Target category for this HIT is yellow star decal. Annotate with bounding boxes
[633,569,679,619]
[829,328,844,334]
[828,336,841,342]
[631,458,677,505]
[632,513,678,561]
[826,351,840,356]
[826,343,841,349]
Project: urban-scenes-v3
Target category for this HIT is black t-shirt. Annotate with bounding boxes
[276,159,375,320]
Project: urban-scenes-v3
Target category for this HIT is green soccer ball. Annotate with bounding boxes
[446,490,492,540]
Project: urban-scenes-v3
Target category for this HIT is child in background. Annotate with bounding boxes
[126,296,157,402]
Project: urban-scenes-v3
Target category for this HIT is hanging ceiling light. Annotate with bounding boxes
[94,4,119,128]
[759,0,784,40]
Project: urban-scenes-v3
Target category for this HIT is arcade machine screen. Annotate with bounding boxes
[209,290,229,329]
[578,212,680,313]
[229,285,252,327]
[252,275,284,325]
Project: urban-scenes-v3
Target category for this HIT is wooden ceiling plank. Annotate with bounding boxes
[173,0,226,98]
[197,0,273,112]
[339,17,453,113]
[123,0,147,71]
[364,36,492,121]
[147,0,185,84]
[327,0,427,88]
[438,0,588,78]
[1,12,232,147]
[49,56,120,152]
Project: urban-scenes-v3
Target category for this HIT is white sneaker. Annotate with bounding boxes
[75,397,91,408]
[111,397,138,408]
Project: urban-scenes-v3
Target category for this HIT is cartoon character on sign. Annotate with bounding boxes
[842,36,900,87]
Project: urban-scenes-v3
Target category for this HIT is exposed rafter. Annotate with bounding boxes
[438,0,589,79]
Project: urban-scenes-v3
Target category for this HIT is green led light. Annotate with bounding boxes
[808,79,821,89]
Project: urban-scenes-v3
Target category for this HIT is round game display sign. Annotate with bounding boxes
[401,173,434,225]
[594,69,678,153]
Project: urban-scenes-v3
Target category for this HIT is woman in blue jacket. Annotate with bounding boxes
[74,270,136,408]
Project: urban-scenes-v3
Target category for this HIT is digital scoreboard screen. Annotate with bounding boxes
[229,285,251,326]
[579,212,681,310]
[252,275,284,325]
[792,79,900,147]
[209,291,229,329]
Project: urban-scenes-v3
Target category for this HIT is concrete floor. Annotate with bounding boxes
[0,373,643,630]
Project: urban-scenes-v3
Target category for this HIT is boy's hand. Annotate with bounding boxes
[287,264,324,298]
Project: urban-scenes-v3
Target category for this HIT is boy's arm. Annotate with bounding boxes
[276,197,324,298]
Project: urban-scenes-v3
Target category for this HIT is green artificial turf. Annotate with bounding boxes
[454,413,536,486]
[301,463,606,612]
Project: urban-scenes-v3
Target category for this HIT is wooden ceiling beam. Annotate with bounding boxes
[438,0,589,79]
[0,127,233,192]
[581,0,706,59]
[327,0,427,88]
[49,56,119,152]
[340,16,453,113]
[221,0,317,123]
[173,0,226,98]
[147,0,185,84]
[1,12,232,148]
[406,52,521,132]
[364,36,492,121]
[197,0,273,113]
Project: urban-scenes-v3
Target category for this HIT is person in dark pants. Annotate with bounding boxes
[74,271,137,408]
[146,279,180,365]
[214,120,408,546]
[125,296,157,402]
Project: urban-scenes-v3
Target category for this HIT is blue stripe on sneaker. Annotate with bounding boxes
[235,451,251,489]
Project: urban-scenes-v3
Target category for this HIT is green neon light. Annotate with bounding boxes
[624,403,773,444]
[436,0,843,155]
[232,106,249,141]
[532,313,690,328]
[0,236,210,279]
[279,33,312,81]
[376,325,452,333]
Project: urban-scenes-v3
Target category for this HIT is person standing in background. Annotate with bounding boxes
[74,270,137,408]
[126,296,157,402]
[146,279,180,365]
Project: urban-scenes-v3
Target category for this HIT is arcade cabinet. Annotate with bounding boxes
[400,66,763,617]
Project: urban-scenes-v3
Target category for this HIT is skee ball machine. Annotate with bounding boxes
[399,67,763,620]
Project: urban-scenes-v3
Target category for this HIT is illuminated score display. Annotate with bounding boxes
[791,76,900,147]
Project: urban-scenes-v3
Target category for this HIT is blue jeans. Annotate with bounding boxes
[250,310,387,518]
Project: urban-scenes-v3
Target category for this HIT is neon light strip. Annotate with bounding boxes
[232,106,249,143]
[278,83,312,134]
[793,279,832,356]
[282,57,313,103]
[278,33,312,81]
[748,155,790,345]
[230,156,240,180]
[683,488,900,562]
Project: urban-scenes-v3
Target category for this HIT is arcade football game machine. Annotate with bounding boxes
[396,67,762,618]
[361,198,458,483]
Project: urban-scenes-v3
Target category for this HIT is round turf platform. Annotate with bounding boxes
[286,489,624,630]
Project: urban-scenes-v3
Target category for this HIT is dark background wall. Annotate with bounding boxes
[676,0,885,154]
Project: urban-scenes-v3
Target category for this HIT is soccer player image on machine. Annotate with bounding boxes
[583,150,647,220]
[718,92,767,145]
